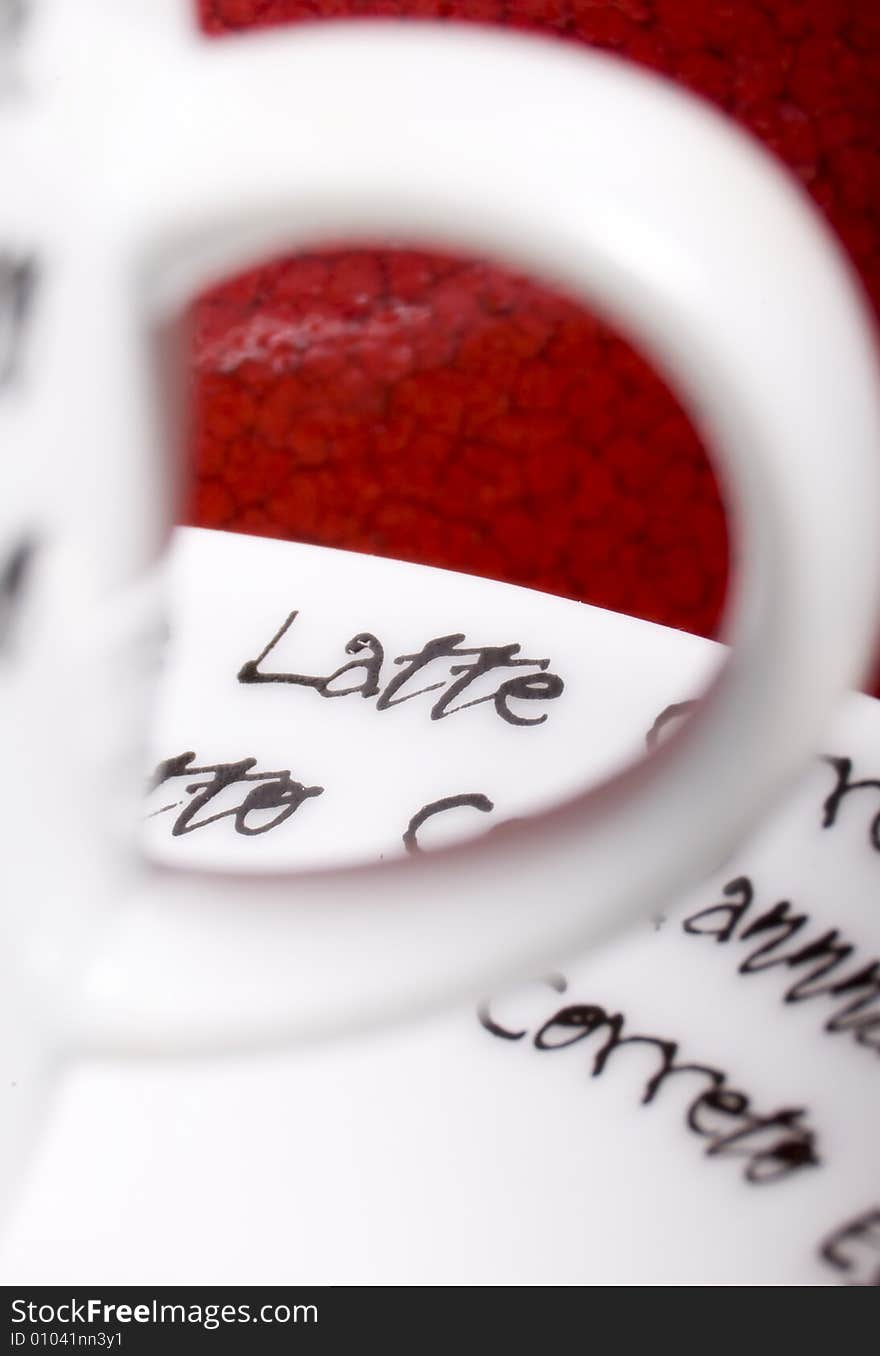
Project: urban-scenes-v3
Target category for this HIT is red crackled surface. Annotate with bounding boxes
[188,1,880,650]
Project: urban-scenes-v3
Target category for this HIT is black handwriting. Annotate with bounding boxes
[403,793,495,854]
[238,611,564,727]
[479,976,819,1184]
[0,535,35,649]
[820,754,880,852]
[682,876,880,1057]
[0,253,36,387]
[149,751,323,837]
[820,1207,880,1285]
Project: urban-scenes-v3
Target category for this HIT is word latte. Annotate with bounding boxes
[238,611,565,727]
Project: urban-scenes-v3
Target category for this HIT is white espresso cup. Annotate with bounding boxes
[1,4,880,1217]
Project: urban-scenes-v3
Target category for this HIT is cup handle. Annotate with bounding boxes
[10,23,880,1054]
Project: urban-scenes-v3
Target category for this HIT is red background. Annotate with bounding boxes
[188,1,880,657]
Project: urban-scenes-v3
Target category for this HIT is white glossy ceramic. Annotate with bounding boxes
[5,526,880,1286]
[1,3,879,1223]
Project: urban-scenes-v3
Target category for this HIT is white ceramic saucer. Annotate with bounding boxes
[2,527,878,1286]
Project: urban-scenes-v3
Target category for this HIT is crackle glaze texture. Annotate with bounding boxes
[188,1,880,648]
